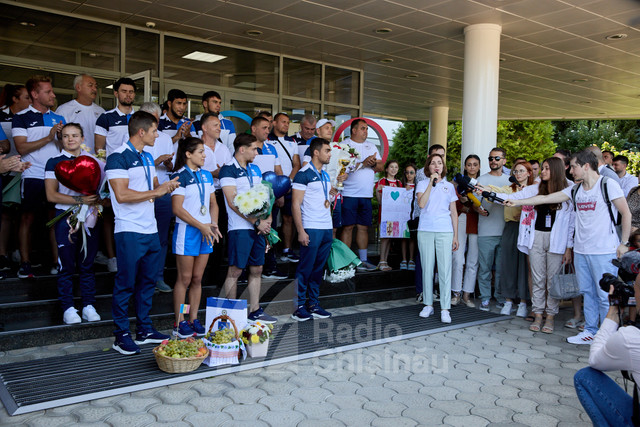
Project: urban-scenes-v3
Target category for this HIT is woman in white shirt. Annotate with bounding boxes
[416,154,459,323]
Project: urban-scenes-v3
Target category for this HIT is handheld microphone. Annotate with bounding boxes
[432,177,438,187]
[482,191,505,204]
[467,192,482,208]
[509,176,521,187]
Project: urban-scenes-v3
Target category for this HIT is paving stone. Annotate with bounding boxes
[257,380,298,396]
[287,373,328,388]
[322,381,361,395]
[224,375,264,388]
[557,422,591,427]
[72,423,110,427]
[293,402,340,419]
[0,410,42,426]
[104,413,156,426]
[331,408,377,425]
[325,394,369,409]
[391,392,434,408]
[71,405,120,422]
[409,373,447,387]
[499,340,533,350]
[537,403,585,421]
[503,379,541,391]
[353,385,397,402]
[446,352,478,364]
[191,381,228,396]
[401,407,448,424]
[370,417,417,427]
[513,412,560,426]
[117,397,162,413]
[220,420,269,427]
[222,403,268,421]
[382,380,422,394]
[475,357,512,369]
[540,384,582,398]
[147,403,194,422]
[155,388,199,404]
[488,367,524,380]
[370,369,411,382]
[558,396,586,411]
[494,352,530,364]
[430,399,473,416]
[463,348,498,359]
[495,397,538,414]
[295,386,333,402]
[421,385,460,400]
[444,379,484,393]
[457,392,498,408]
[518,390,560,405]
[185,396,233,412]
[471,406,515,422]
[455,362,489,374]
[466,373,506,386]
[443,414,491,427]
[225,388,268,404]
[523,372,561,385]
[363,400,407,417]
[297,419,345,427]
[258,395,302,411]
[258,410,305,426]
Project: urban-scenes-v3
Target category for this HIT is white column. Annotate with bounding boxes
[428,106,449,152]
[462,23,502,174]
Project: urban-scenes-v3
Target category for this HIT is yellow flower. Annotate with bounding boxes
[250,334,260,344]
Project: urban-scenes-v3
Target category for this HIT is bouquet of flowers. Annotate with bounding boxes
[326,143,360,190]
[324,238,362,283]
[233,182,280,246]
[240,321,273,346]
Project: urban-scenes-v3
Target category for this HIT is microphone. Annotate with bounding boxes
[509,176,521,187]
[481,191,505,204]
[467,192,482,208]
[432,177,438,187]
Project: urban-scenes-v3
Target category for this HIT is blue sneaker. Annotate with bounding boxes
[291,305,312,322]
[113,332,141,355]
[191,319,206,336]
[135,328,170,345]
[248,307,277,324]
[173,321,195,338]
[308,304,331,319]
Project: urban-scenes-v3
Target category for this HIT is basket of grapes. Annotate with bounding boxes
[202,314,246,367]
[153,337,208,373]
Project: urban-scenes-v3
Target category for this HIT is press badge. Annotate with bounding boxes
[545,214,552,228]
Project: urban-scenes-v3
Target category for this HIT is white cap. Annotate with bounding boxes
[316,118,336,129]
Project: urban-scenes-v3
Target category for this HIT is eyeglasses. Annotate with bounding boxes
[488,156,503,161]
[405,171,415,175]
[513,169,528,174]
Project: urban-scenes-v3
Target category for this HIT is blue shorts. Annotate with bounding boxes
[172,222,213,256]
[21,178,47,212]
[228,229,266,268]
[281,192,292,216]
[332,198,342,228]
[341,196,372,227]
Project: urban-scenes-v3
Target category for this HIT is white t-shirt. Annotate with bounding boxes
[561,176,624,254]
[55,100,105,153]
[143,131,174,184]
[269,136,298,177]
[342,138,381,198]
[620,172,638,197]
[416,179,458,232]
[203,141,232,190]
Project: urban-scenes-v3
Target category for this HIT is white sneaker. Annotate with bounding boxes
[63,307,81,325]
[441,310,451,323]
[94,251,109,265]
[500,301,513,315]
[419,305,434,318]
[107,257,117,272]
[567,331,594,345]
[82,305,101,322]
[516,302,528,318]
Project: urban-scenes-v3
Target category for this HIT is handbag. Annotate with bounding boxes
[549,263,581,300]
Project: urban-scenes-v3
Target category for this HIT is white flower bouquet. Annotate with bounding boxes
[326,143,360,189]
[233,182,280,245]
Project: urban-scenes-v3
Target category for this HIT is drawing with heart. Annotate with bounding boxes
[390,191,400,201]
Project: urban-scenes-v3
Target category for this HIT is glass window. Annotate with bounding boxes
[229,99,274,136]
[164,37,278,94]
[324,105,360,141]
[126,29,159,76]
[283,58,321,99]
[0,5,120,71]
[325,66,360,106]
[282,100,321,137]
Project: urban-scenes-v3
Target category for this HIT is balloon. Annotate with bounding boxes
[55,155,102,196]
[262,171,292,199]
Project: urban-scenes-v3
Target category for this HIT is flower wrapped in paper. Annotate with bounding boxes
[324,238,362,283]
[233,181,282,246]
[326,142,360,190]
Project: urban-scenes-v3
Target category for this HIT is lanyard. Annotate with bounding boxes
[309,162,329,204]
[185,167,206,212]
[127,141,152,191]
[240,164,254,188]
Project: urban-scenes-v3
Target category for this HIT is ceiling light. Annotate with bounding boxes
[499,57,506,62]
[328,90,336,94]
[145,21,156,29]
[379,58,394,63]
[572,78,589,83]
[106,84,113,89]
[246,29,262,36]
[405,74,419,79]
[375,28,393,34]
[182,51,227,63]
[605,33,627,40]
[579,101,592,104]
[88,52,98,57]
[19,21,35,27]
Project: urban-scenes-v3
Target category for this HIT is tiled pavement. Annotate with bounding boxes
[0,298,622,426]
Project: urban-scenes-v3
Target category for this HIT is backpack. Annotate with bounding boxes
[570,176,621,226]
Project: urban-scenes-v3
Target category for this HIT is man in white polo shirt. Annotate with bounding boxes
[55,74,104,153]
[106,111,180,355]
[193,90,236,153]
[12,75,65,279]
[339,119,383,271]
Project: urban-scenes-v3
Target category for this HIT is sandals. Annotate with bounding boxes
[542,316,554,334]
[564,318,582,329]
[529,316,543,332]
[377,261,392,271]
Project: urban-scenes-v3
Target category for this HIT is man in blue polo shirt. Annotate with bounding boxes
[105,111,180,355]
[158,88,196,150]
[291,138,333,321]
[219,133,277,323]
[12,75,65,279]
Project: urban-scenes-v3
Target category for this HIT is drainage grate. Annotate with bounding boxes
[0,304,508,415]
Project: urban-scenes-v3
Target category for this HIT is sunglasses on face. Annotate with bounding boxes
[488,156,502,161]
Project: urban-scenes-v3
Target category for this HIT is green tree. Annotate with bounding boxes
[388,121,429,169]
[554,120,629,151]
[496,120,556,166]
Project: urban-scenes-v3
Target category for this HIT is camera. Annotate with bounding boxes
[599,273,635,307]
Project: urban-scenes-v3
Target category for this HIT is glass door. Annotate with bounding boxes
[127,70,152,107]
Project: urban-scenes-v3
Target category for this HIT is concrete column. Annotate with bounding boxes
[428,106,449,152]
[461,23,502,174]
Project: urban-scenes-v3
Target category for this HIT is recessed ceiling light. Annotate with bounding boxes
[605,33,627,40]
[375,28,393,34]
[328,90,336,94]
[182,51,227,63]
[405,74,419,79]
[379,58,394,63]
[88,53,98,57]
[145,21,156,29]
[19,21,35,27]
[246,29,262,36]
[579,100,592,104]
[572,78,589,83]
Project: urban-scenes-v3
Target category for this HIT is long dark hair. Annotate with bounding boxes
[536,157,568,211]
[402,162,417,186]
[174,136,204,172]
[0,84,25,109]
[463,154,481,178]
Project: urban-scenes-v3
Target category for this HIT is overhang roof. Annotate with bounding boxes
[11,0,640,121]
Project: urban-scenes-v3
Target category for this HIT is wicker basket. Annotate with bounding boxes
[153,345,207,374]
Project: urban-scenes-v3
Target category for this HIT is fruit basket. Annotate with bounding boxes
[153,337,207,373]
[203,314,246,367]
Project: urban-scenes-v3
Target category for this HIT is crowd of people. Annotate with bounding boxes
[2,73,640,358]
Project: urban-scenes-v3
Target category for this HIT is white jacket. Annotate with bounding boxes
[495,184,574,255]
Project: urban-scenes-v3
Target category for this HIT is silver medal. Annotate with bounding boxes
[200,205,207,216]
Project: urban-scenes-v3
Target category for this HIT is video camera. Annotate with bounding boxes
[600,273,635,308]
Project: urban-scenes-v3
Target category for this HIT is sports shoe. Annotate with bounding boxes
[262,268,288,280]
[50,263,60,275]
[94,251,109,265]
[113,332,141,355]
[462,298,476,308]
[82,305,101,322]
[291,305,312,321]
[248,307,277,324]
[173,320,195,338]
[107,257,117,272]
[419,305,434,318]
[280,251,300,263]
[480,300,490,311]
[399,261,408,270]
[516,302,528,318]
[155,280,172,293]
[451,292,461,306]
[18,262,34,279]
[11,250,20,264]
[135,329,170,345]
[567,330,594,345]
[191,319,206,336]
[408,260,415,271]
[0,255,11,271]
[356,261,377,272]
[495,302,505,309]
[416,292,423,303]
[441,310,451,323]
[63,307,81,325]
[308,304,331,319]
[500,301,513,315]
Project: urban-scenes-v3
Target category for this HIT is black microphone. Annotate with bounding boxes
[432,177,438,187]
[509,176,521,187]
[482,191,505,204]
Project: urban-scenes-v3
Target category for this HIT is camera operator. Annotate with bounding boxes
[574,274,640,426]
